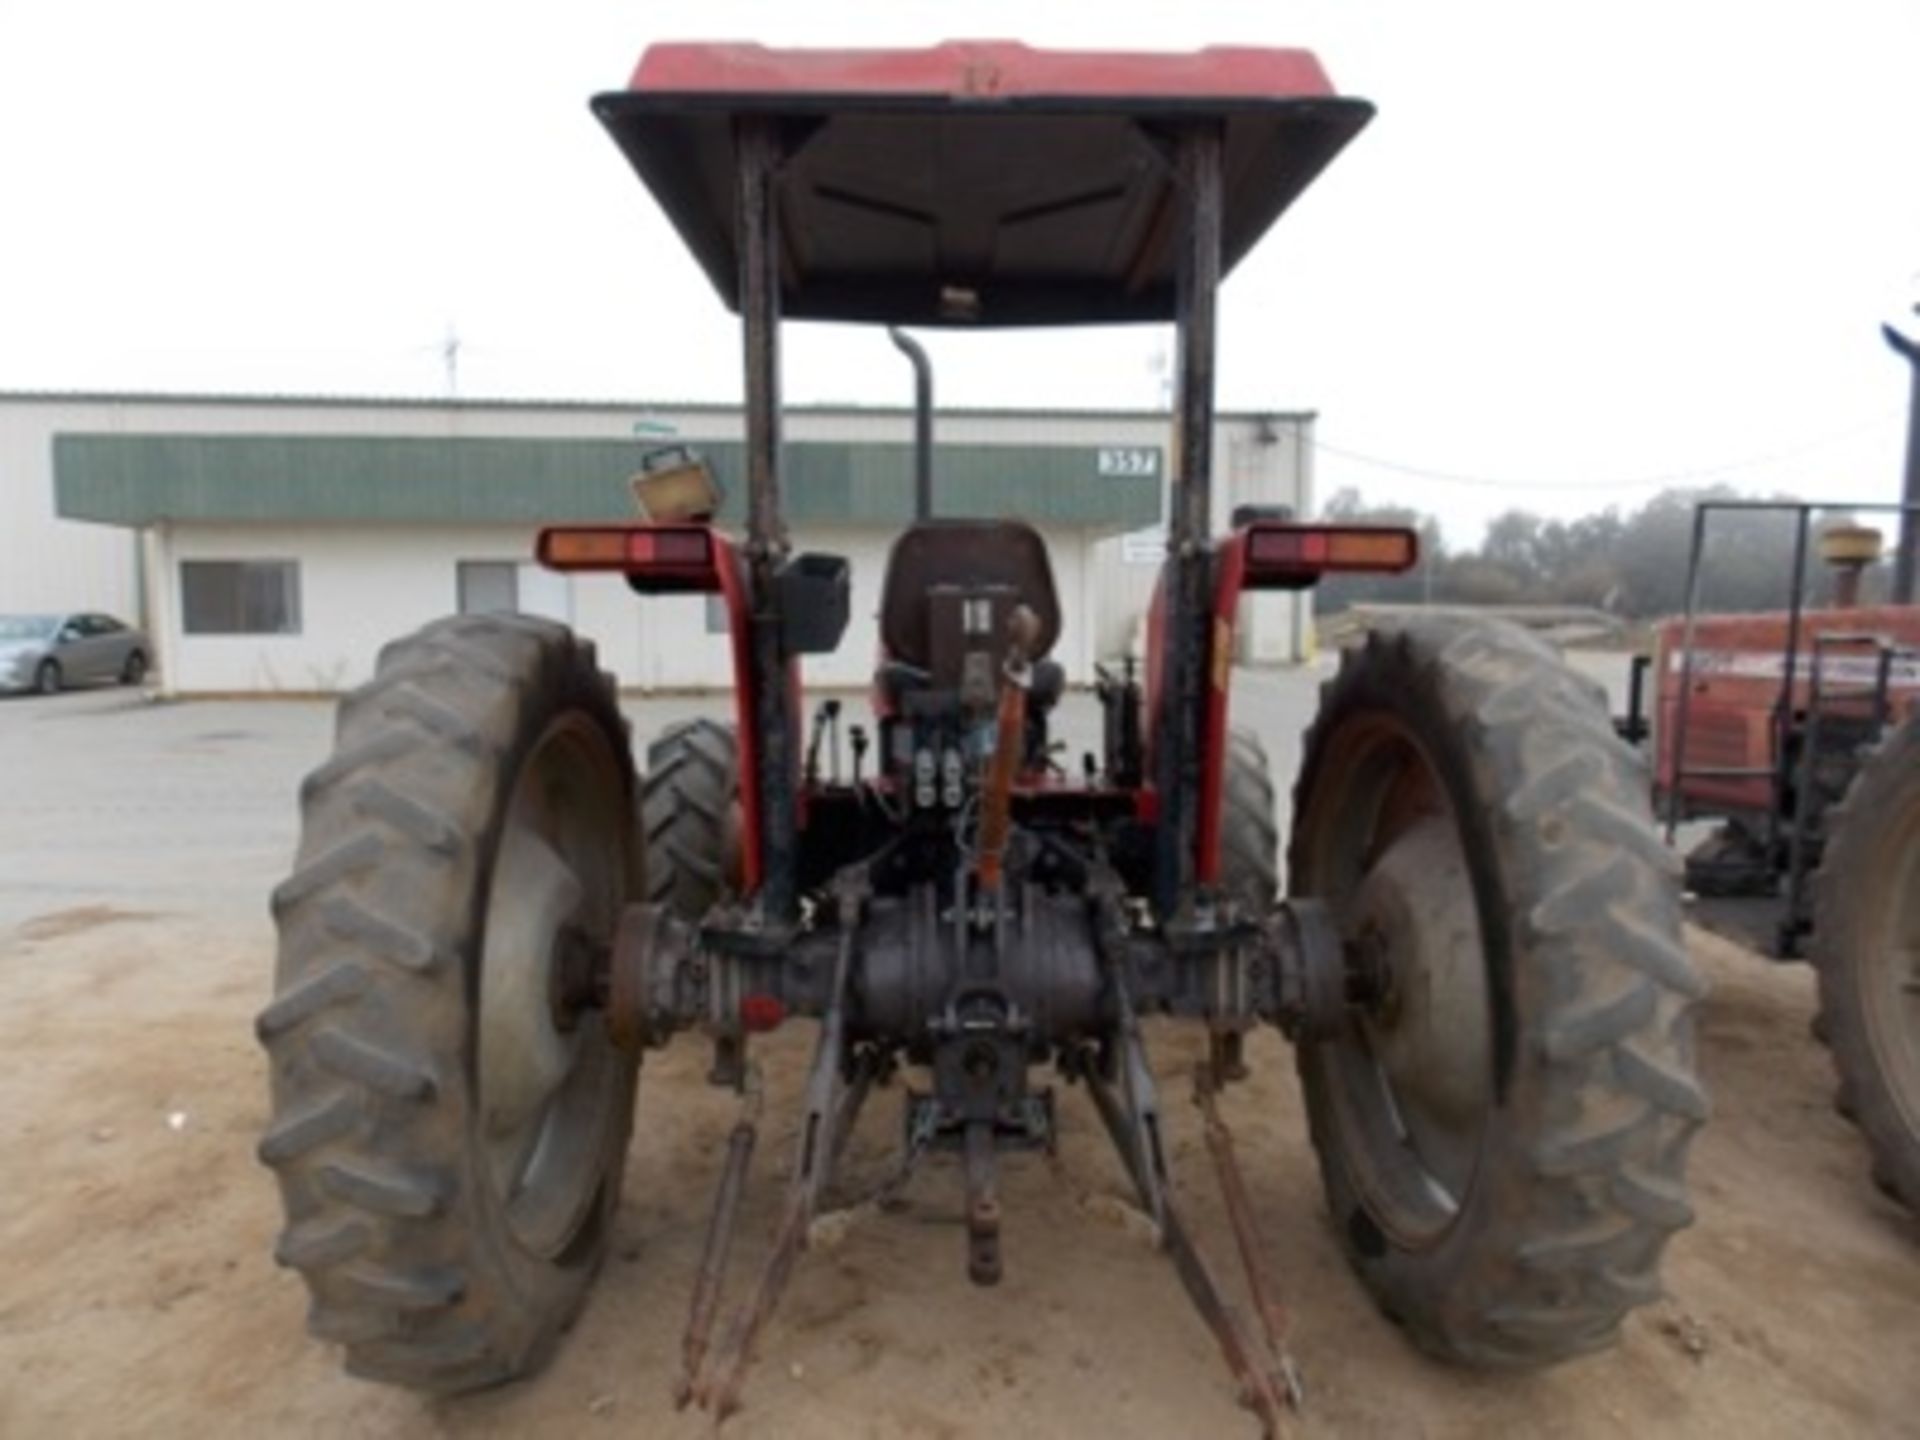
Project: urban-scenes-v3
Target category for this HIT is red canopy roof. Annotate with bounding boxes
[627,40,1343,102]
[594,41,1371,326]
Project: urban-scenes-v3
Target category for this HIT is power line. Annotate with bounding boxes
[1312,407,1902,494]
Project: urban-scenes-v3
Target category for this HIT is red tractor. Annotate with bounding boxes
[258,43,1704,1430]
[1620,497,1920,1213]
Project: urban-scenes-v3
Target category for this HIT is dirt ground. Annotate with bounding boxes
[3,908,1917,1438]
[2,679,1917,1436]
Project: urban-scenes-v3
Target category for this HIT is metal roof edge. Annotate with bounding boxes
[0,388,1315,424]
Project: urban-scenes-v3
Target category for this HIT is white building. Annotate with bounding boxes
[0,392,1314,695]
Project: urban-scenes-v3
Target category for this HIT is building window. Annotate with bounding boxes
[705,595,730,634]
[180,560,301,635]
[457,561,573,623]
[458,561,519,615]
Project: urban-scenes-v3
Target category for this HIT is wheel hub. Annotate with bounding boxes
[1350,816,1491,1137]
[480,825,586,1147]
[1316,810,1494,1239]
[476,716,628,1261]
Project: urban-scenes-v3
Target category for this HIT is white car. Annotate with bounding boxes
[0,612,151,695]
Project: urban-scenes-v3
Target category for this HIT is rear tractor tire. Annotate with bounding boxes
[1813,715,1920,1214]
[1219,727,1280,910]
[640,717,741,921]
[259,614,640,1393]
[1289,619,1707,1367]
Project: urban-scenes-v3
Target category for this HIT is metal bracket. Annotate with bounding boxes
[1195,1063,1305,1409]
[1267,897,1347,1041]
[688,874,874,1419]
[901,1083,1054,1287]
[1074,966,1300,1436]
[605,901,700,1052]
[672,1066,762,1407]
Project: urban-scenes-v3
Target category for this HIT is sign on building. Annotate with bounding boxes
[1098,447,1161,477]
[1121,526,1167,565]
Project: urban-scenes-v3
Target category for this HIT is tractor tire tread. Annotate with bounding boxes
[258,1090,361,1166]
[274,1217,371,1270]
[1290,618,1705,1370]
[1811,715,1920,1213]
[1220,727,1280,909]
[260,618,638,1392]
[255,960,369,1040]
[640,717,739,920]
[317,895,445,974]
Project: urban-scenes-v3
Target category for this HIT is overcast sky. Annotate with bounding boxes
[1,1,1914,542]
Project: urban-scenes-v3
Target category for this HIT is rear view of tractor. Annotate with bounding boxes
[256,43,1705,1431]
[1622,499,1920,1212]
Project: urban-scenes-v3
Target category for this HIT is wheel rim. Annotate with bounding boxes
[477,712,628,1261]
[1300,711,1494,1249]
[1857,800,1920,1137]
[38,664,56,694]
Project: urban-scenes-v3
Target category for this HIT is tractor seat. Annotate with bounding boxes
[878,519,1061,672]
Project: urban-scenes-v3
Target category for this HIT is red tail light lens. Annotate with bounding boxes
[625,528,712,566]
[1243,523,1418,585]
[536,525,719,592]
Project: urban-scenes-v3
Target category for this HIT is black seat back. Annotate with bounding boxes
[879,520,1061,670]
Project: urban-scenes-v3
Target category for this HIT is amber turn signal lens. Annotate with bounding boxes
[542,530,630,567]
[1325,530,1416,569]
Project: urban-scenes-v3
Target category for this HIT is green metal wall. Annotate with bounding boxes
[53,433,1160,529]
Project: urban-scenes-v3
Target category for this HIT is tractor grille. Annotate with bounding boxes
[1683,709,1760,769]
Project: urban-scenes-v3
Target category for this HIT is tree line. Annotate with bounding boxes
[1313,484,1900,619]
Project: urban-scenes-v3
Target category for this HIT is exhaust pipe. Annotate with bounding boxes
[888,327,934,521]
[1886,317,1920,605]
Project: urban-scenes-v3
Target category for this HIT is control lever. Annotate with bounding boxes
[975,605,1040,891]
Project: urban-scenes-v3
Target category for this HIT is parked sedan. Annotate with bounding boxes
[0,613,150,695]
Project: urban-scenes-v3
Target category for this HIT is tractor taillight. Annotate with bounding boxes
[1243,523,1418,585]
[541,529,630,567]
[536,524,720,591]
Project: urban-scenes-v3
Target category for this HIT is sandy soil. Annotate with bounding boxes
[2,904,1916,1440]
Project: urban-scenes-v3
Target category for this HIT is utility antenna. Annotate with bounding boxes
[441,323,463,398]
[1147,343,1173,408]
